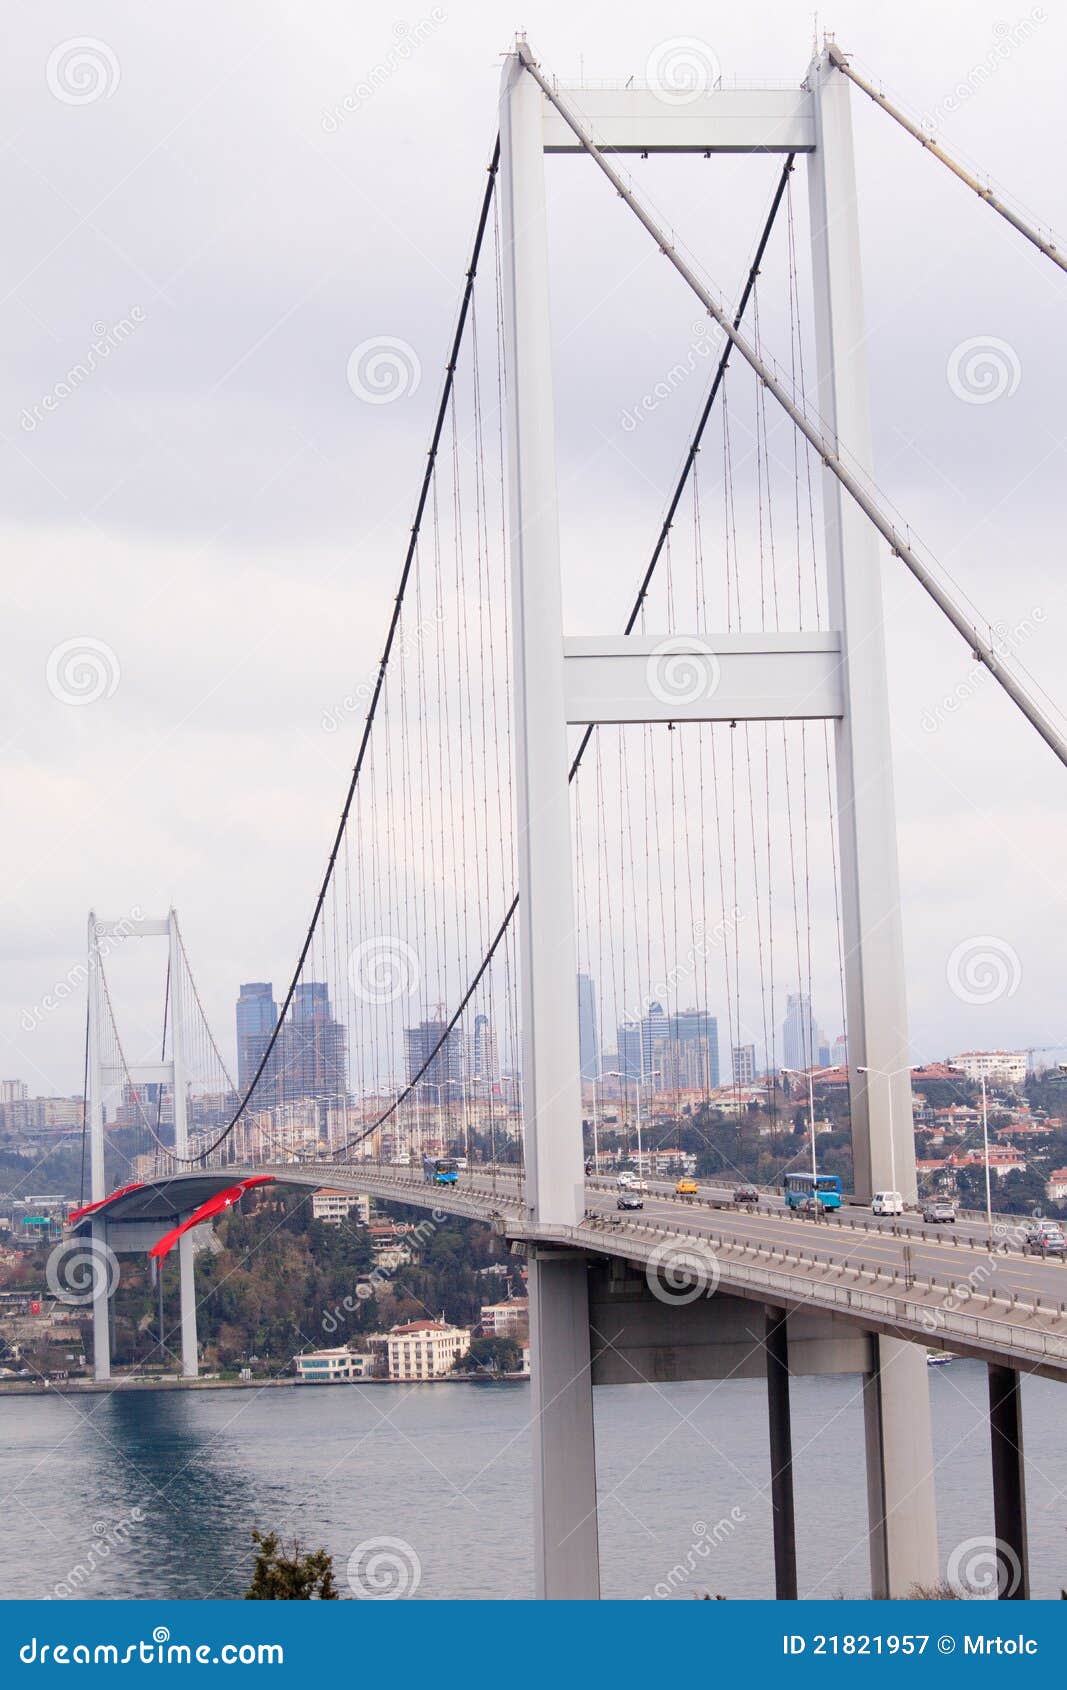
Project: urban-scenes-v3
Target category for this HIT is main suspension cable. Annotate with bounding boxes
[826,44,1067,276]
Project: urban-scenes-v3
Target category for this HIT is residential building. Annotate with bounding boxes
[295,1347,375,1383]
[311,1190,370,1227]
[1046,1168,1067,1203]
[385,1319,471,1380]
[577,974,599,1082]
[732,1044,756,1085]
[479,1298,529,1335]
[950,1050,1027,1088]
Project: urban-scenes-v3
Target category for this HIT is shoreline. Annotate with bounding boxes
[0,1372,528,1398]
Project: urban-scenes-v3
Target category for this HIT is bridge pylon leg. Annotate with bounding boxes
[529,1248,600,1599]
[862,1336,939,1596]
[807,50,938,1596]
[178,1234,198,1380]
[765,1307,798,1600]
[988,1364,1029,1599]
[91,1218,111,1383]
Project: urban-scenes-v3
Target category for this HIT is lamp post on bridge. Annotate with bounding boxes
[781,1064,837,1212]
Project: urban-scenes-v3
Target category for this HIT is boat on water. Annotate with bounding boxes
[926,1350,954,1367]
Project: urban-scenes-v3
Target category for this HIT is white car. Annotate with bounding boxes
[616,1174,648,1193]
[872,1190,904,1217]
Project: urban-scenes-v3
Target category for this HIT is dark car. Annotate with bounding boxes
[616,1193,644,1211]
[1022,1221,1066,1256]
[922,1200,956,1224]
[733,1186,759,1207]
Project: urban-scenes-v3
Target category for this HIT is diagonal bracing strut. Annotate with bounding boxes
[517,41,1067,771]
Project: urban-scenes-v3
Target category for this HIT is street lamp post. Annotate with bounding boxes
[781,1065,837,1212]
[980,1073,993,1232]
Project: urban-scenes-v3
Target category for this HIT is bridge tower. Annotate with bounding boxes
[87,909,199,1381]
[498,43,938,1597]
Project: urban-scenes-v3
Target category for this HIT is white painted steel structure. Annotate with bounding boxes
[498,41,938,1599]
[87,910,199,1381]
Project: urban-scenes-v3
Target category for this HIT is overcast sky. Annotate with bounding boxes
[2,0,1065,1096]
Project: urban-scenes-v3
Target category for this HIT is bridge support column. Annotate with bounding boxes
[807,50,939,1597]
[765,1307,797,1599]
[862,1336,939,1596]
[91,1219,111,1383]
[529,1249,600,1599]
[988,1364,1029,1599]
[178,1235,198,1380]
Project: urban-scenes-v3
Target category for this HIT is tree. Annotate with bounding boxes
[244,1531,339,1599]
[458,1335,522,1375]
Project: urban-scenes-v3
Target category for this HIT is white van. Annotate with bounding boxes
[872,1190,904,1217]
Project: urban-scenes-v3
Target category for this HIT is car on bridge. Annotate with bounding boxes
[675,1178,698,1199]
[733,1186,760,1207]
[1021,1220,1066,1256]
[616,1193,644,1211]
[921,1199,956,1224]
[872,1190,904,1217]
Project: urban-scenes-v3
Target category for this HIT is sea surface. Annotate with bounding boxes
[1,1362,1063,1600]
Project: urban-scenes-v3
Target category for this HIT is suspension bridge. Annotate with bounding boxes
[63,39,1067,1601]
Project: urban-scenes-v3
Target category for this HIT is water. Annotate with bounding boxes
[1,1363,1063,1600]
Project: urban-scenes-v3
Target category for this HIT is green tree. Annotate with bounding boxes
[459,1335,522,1375]
[244,1531,339,1600]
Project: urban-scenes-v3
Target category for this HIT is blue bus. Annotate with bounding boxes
[782,1172,841,1211]
[423,1157,459,1185]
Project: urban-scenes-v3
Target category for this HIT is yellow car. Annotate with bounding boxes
[675,1178,698,1197]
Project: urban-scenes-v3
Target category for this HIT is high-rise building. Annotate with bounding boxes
[471,1014,497,1085]
[275,982,347,1100]
[617,1005,718,1092]
[577,974,599,1082]
[782,993,818,1073]
[236,983,278,1093]
[732,1043,757,1085]
[405,1017,465,1096]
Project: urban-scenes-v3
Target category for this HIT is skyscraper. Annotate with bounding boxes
[405,1017,465,1096]
[732,1043,757,1085]
[577,974,599,1082]
[275,982,347,1099]
[236,983,278,1093]
[782,993,818,1073]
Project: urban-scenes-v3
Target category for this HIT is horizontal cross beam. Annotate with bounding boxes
[562,631,842,723]
[541,87,814,155]
[101,1062,175,1085]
